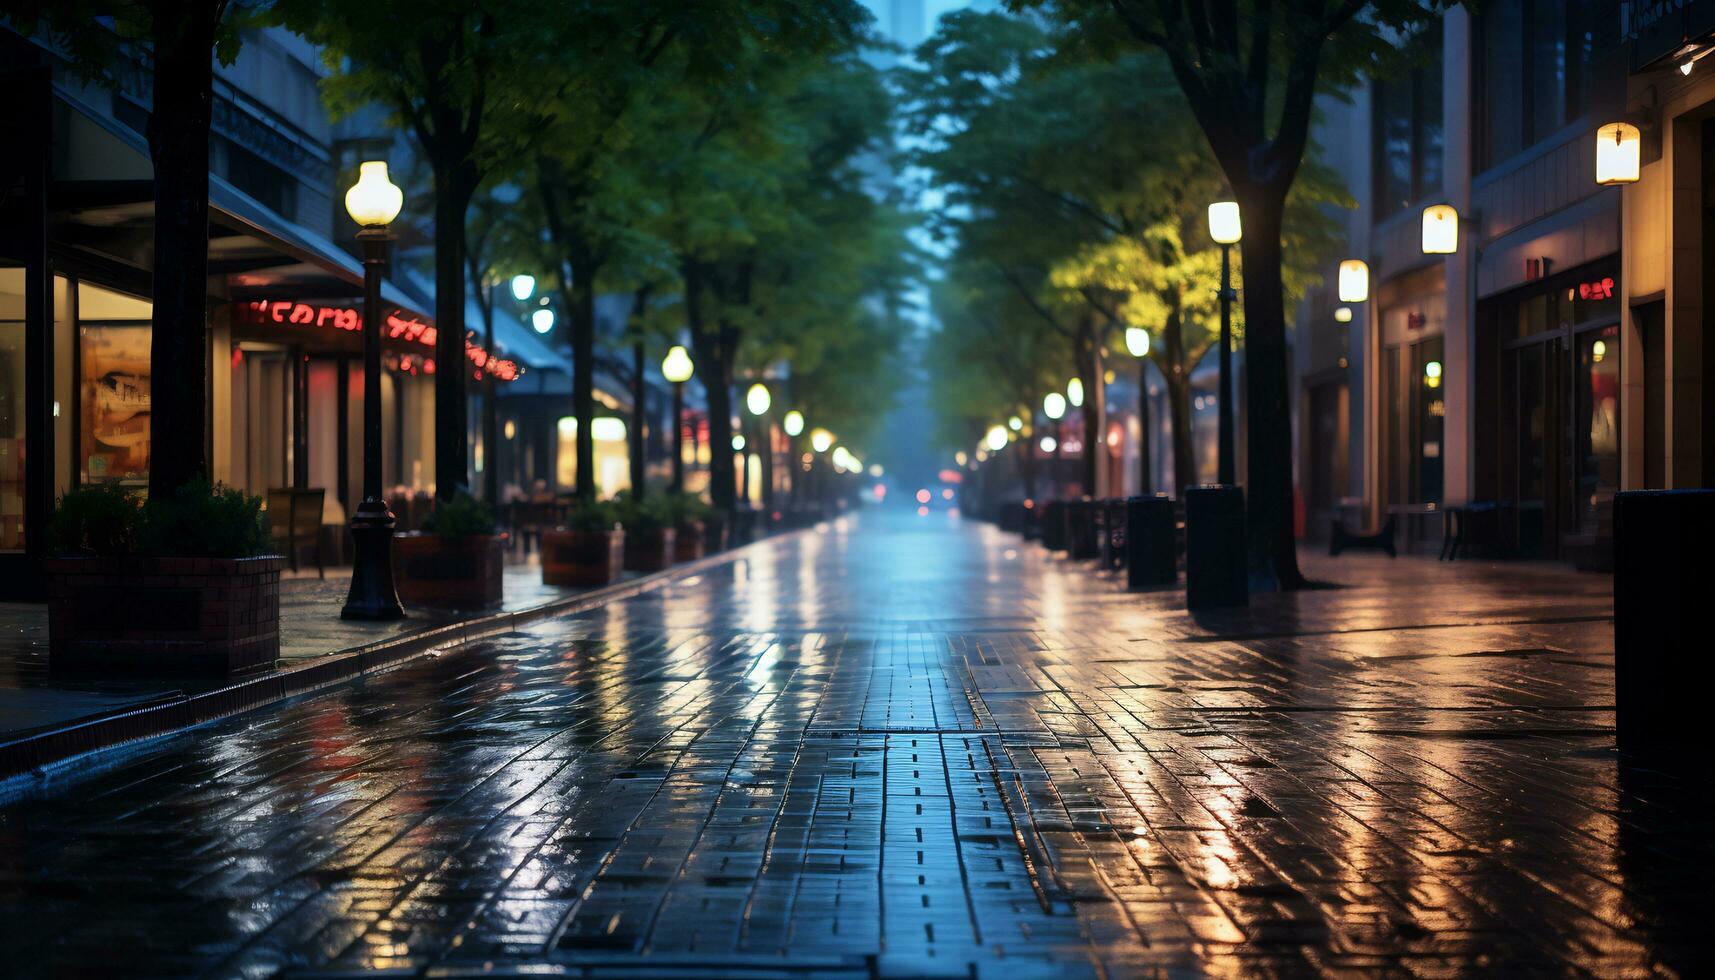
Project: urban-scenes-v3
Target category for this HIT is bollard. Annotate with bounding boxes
[1127,494,1177,589]
[1067,499,1100,560]
[1185,485,1247,608]
[1040,501,1067,552]
[1614,489,1715,753]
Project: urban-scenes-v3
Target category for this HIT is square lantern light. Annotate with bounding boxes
[1422,204,1458,255]
[1596,122,1641,185]
[1338,259,1370,304]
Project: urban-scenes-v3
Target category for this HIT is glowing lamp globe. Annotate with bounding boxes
[1039,435,1057,453]
[1335,306,1353,323]
[1125,326,1151,358]
[661,345,694,384]
[591,417,626,442]
[782,410,804,436]
[344,161,403,228]
[531,308,555,335]
[1421,204,1458,255]
[985,425,1008,452]
[1207,201,1242,245]
[745,383,771,416]
[732,435,746,452]
[1338,259,1370,303]
[1043,392,1067,420]
[1008,415,1023,431]
[1595,122,1641,185]
[1067,377,1085,408]
[810,428,834,453]
[509,274,536,301]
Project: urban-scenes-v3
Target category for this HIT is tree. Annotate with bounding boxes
[274,0,550,501]
[1027,0,1438,587]
[6,1,243,498]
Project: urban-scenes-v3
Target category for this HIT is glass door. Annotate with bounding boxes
[1505,337,1563,558]
[0,262,24,552]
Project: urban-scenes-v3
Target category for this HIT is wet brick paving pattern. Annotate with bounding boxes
[0,512,1708,977]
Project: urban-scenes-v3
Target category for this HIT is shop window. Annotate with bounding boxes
[1575,325,1619,530]
[1479,0,1619,170]
[77,282,152,486]
[1,264,24,551]
[221,138,298,220]
[1372,23,1443,216]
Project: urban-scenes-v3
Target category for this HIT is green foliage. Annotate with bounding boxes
[135,479,271,559]
[610,491,672,534]
[656,491,712,529]
[422,493,497,537]
[48,483,141,556]
[560,499,621,534]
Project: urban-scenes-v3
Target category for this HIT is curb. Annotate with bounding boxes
[0,528,808,785]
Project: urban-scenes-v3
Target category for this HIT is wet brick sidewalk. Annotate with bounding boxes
[0,511,1707,977]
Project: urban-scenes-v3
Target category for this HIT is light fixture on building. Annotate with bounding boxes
[1421,204,1459,254]
[1043,391,1067,419]
[591,417,626,442]
[1039,435,1058,454]
[531,308,555,335]
[1207,201,1242,245]
[954,451,968,466]
[810,428,834,453]
[1008,415,1023,431]
[1066,377,1085,408]
[1125,326,1151,358]
[344,161,403,228]
[1595,122,1642,185]
[1592,339,1608,363]
[503,420,516,440]
[985,425,1008,452]
[782,410,804,436]
[509,274,535,301]
[745,382,771,416]
[1338,259,1370,303]
[1424,360,1443,389]
[1334,306,1353,323]
[732,434,746,452]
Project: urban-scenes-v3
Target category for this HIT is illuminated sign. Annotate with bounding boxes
[239,301,520,381]
[1578,276,1616,301]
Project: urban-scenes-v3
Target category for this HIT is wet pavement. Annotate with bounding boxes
[0,510,1707,977]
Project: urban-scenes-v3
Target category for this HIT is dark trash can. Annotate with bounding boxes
[1039,500,1067,552]
[1127,494,1176,589]
[1067,499,1099,560]
[1186,485,1247,609]
[1614,489,1715,753]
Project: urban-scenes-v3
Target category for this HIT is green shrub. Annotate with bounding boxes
[135,478,271,558]
[48,483,141,556]
[561,498,621,533]
[657,491,712,528]
[612,491,672,533]
[422,493,497,537]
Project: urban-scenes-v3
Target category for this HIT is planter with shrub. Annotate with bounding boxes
[542,500,624,587]
[394,494,505,609]
[660,492,709,563]
[614,493,677,573]
[46,480,281,675]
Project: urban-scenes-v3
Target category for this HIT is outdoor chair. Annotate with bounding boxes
[266,487,327,578]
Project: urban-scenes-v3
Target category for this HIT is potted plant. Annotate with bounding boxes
[541,499,624,587]
[660,491,709,563]
[394,493,505,608]
[614,493,677,573]
[45,479,281,675]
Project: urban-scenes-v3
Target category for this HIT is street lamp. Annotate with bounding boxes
[662,345,694,492]
[1008,415,1023,431]
[783,410,804,436]
[985,425,1008,452]
[1338,259,1370,303]
[1125,326,1152,493]
[1208,200,1241,486]
[1595,122,1642,185]
[510,274,536,301]
[1421,204,1459,255]
[1066,377,1085,408]
[746,382,771,416]
[341,161,405,621]
[1043,391,1067,420]
[531,308,555,335]
[810,427,834,453]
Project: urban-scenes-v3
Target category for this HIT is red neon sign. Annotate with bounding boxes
[240,301,520,381]
[1578,276,1616,301]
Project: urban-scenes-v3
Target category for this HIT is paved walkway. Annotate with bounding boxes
[0,510,1703,977]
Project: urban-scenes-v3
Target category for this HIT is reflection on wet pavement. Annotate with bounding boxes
[0,511,1706,977]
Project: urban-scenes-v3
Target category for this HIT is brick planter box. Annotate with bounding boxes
[623,527,677,573]
[542,528,624,587]
[394,533,505,609]
[46,555,282,675]
[674,521,705,563]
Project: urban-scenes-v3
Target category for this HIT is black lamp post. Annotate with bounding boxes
[1125,326,1152,494]
[1208,201,1241,486]
[341,162,405,621]
[661,345,694,493]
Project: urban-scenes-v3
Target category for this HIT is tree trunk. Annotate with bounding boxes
[683,263,736,512]
[1159,300,1196,498]
[628,287,650,500]
[146,3,219,499]
[1236,182,1305,589]
[1136,362,1151,496]
[569,244,599,501]
[432,161,477,501]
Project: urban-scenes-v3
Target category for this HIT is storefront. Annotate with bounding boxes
[1476,258,1620,558]
[1376,264,1447,548]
